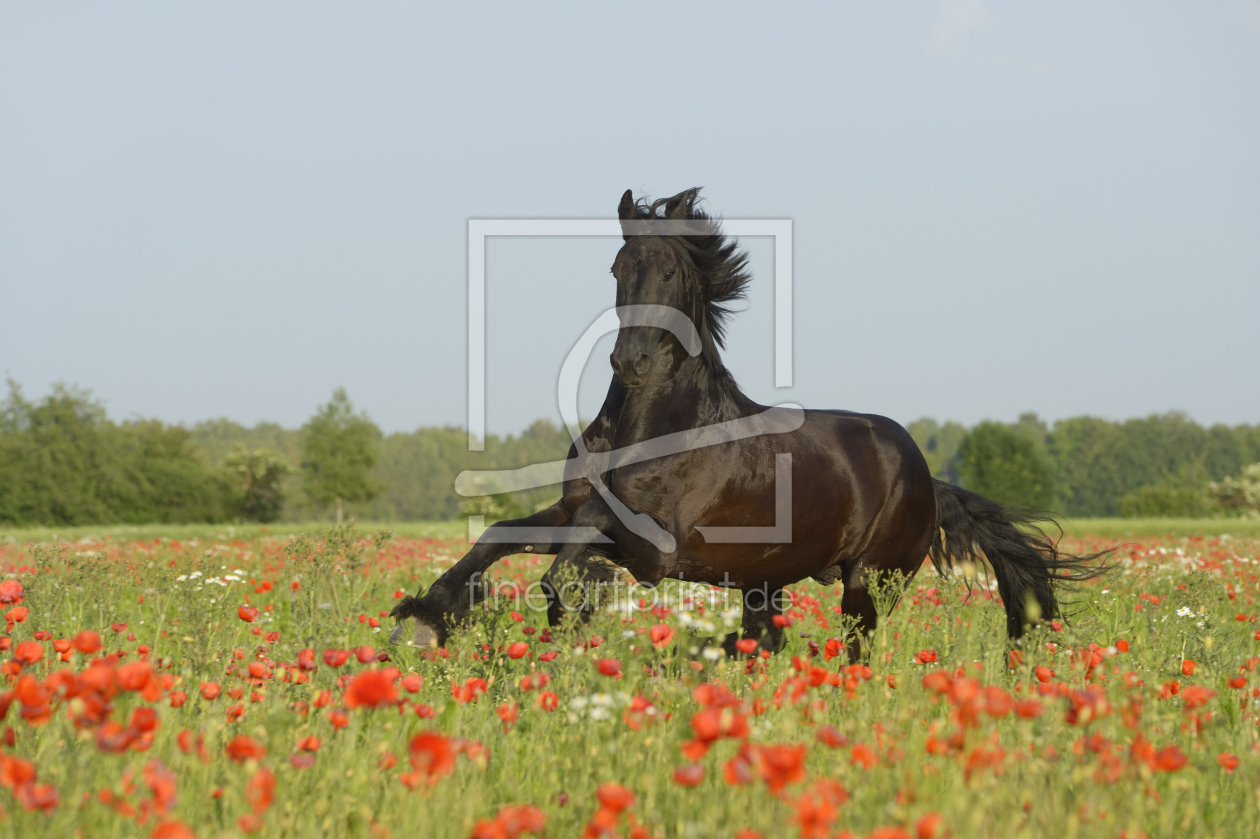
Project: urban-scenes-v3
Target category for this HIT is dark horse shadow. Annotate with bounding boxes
[392,188,1108,661]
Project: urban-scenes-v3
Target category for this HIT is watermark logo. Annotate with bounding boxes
[461,218,794,550]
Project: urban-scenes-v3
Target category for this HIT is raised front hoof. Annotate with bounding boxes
[389,617,445,649]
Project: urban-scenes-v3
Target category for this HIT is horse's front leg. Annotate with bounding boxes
[538,496,647,629]
[389,501,575,648]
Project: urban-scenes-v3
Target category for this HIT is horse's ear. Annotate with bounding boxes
[618,189,636,239]
[665,188,698,220]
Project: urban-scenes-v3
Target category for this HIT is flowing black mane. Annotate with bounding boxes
[622,188,752,355]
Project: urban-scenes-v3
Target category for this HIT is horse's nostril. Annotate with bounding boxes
[632,354,652,376]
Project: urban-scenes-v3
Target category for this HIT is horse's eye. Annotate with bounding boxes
[663,269,676,281]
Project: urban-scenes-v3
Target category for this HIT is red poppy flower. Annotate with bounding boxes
[408,732,456,785]
[984,686,1013,717]
[70,630,102,654]
[296,735,321,752]
[916,812,944,839]
[755,743,807,793]
[225,735,267,763]
[815,726,849,748]
[143,759,177,815]
[151,821,197,839]
[15,782,59,812]
[914,649,937,664]
[1181,685,1217,710]
[673,764,705,787]
[296,648,316,671]
[536,691,559,711]
[1181,659,1196,676]
[1152,745,1187,772]
[596,783,635,813]
[649,624,675,648]
[343,670,399,709]
[451,677,488,704]
[508,642,529,659]
[290,753,316,769]
[496,702,519,726]
[246,766,275,812]
[323,649,350,667]
[691,707,749,743]
[116,661,154,693]
[520,673,550,691]
[0,580,24,605]
[238,605,259,623]
[1218,752,1240,773]
[850,742,877,770]
[13,641,42,665]
[735,638,758,654]
[1014,699,1044,719]
[595,658,622,679]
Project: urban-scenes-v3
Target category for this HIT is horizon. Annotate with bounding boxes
[5,376,1249,440]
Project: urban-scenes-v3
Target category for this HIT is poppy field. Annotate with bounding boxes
[0,523,1257,838]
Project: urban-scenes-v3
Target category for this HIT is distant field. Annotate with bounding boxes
[0,520,466,545]
[4,517,1259,546]
[1057,517,1260,539]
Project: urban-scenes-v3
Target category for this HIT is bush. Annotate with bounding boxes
[1211,463,1260,519]
[1117,481,1211,517]
[955,421,1057,510]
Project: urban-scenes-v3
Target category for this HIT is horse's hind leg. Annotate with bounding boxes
[539,498,628,629]
[839,569,880,664]
[721,586,787,657]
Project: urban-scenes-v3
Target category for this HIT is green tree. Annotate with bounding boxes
[956,421,1057,510]
[300,389,382,523]
[906,417,967,482]
[225,445,292,522]
[0,379,234,526]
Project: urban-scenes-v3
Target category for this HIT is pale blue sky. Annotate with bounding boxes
[2,3,1258,435]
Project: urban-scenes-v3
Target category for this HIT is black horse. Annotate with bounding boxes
[392,188,1105,658]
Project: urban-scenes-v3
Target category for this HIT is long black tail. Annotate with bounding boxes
[929,479,1111,638]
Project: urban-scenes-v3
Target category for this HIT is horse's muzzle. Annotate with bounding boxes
[610,351,653,388]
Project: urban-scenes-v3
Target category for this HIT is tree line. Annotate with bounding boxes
[2,379,1258,527]
[908,412,1260,517]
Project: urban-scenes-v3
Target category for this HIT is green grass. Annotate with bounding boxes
[1058,517,1260,539]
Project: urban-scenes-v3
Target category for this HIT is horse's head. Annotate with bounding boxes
[609,188,706,388]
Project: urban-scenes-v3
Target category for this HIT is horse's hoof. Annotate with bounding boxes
[389,617,443,649]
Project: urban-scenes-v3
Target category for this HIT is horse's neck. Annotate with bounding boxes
[613,356,760,446]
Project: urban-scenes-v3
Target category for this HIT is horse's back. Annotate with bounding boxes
[794,408,938,579]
